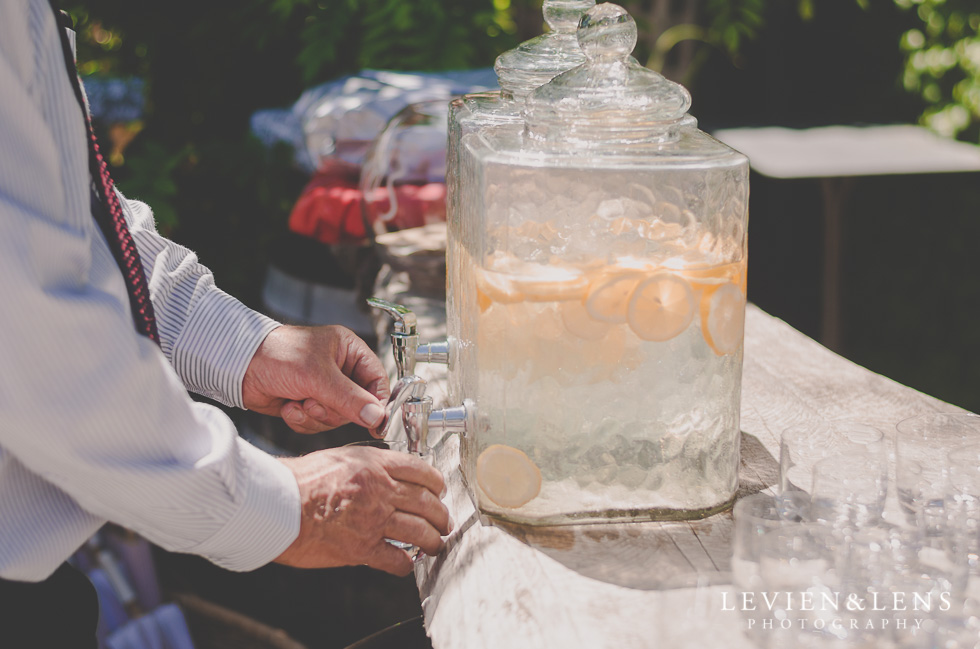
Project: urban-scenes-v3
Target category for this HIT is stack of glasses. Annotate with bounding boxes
[730,413,980,648]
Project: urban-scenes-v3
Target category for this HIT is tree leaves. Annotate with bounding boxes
[898,0,980,141]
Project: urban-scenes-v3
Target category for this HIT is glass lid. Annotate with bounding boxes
[524,3,692,144]
[494,0,595,99]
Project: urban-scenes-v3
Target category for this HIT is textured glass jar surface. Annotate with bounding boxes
[453,125,749,524]
[447,93,520,407]
[446,1,592,394]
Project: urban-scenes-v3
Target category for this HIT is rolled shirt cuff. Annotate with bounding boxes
[171,288,281,408]
[188,439,300,572]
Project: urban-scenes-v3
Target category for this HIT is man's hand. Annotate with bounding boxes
[275,446,451,576]
[242,325,390,434]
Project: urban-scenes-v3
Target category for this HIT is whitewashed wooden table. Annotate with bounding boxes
[371,266,962,649]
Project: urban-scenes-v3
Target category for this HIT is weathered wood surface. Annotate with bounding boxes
[372,267,959,649]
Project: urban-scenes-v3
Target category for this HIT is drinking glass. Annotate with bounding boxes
[840,524,921,585]
[895,413,980,540]
[930,593,980,649]
[733,493,785,590]
[758,523,846,648]
[810,450,888,531]
[733,494,785,647]
[837,524,947,647]
[944,443,980,590]
[780,422,886,522]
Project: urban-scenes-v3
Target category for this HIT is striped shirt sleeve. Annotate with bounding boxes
[120,196,281,408]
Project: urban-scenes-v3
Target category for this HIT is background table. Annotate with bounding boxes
[371,266,967,649]
[712,125,980,352]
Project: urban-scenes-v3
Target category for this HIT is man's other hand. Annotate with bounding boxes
[274,446,450,576]
[242,325,390,433]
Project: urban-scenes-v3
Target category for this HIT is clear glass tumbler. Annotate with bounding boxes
[895,413,980,540]
[758,523,851,648]
[838,524,940,647]
[779,422,886,522]
[733,493,785,590]
[732,493,786,648]
[810,450,888,531]
[944,442,980,590]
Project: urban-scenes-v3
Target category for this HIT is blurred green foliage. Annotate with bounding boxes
[265,0,518,81]
[627,0,768,82]
[895,0,980,142]
[706,0,767,59]
[65,0,520,307]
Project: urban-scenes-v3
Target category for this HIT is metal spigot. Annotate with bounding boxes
[375,375,427,440]
[403,397,472,454]
[376,375,472,455]
[367,298,450,378]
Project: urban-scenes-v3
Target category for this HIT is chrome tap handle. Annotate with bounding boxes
[368,298,420,378]
[376,375,427,439]
[367,298,451,376]
[366,298,417,335]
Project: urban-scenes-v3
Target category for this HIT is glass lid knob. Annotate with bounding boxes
[577,2,636,62]
[543,0,597,34]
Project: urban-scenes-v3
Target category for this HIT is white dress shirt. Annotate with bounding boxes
[0,0,301,581]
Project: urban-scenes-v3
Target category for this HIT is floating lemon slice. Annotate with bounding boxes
[476,288,492,313]
[476,444,542,509]
[559,299,610,340]
[474,269,524,304]
[512,266,589,303]
[701,282,746,355]
[680,262,746,295]
[681,269,729,291]
[613,256,656,272]
[626,272,695,342]
[585,271,645,323]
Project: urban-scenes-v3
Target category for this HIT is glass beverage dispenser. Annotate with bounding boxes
[452,3,749,525]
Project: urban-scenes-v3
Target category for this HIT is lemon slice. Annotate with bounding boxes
[559,299,610,340]
[585,271,645,323]
[626,272,695,342]
[701,282,746,355]
[681,269,729,292]
[680,262,746,294]
[475,269,524,304]
[512,266,589,303]
[613,256,656,272]
[477,444,542,509]
[476,288,492,313]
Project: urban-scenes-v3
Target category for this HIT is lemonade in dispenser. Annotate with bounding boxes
[453,3,750,524]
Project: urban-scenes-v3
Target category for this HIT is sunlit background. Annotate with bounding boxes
[63,1,980,646]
